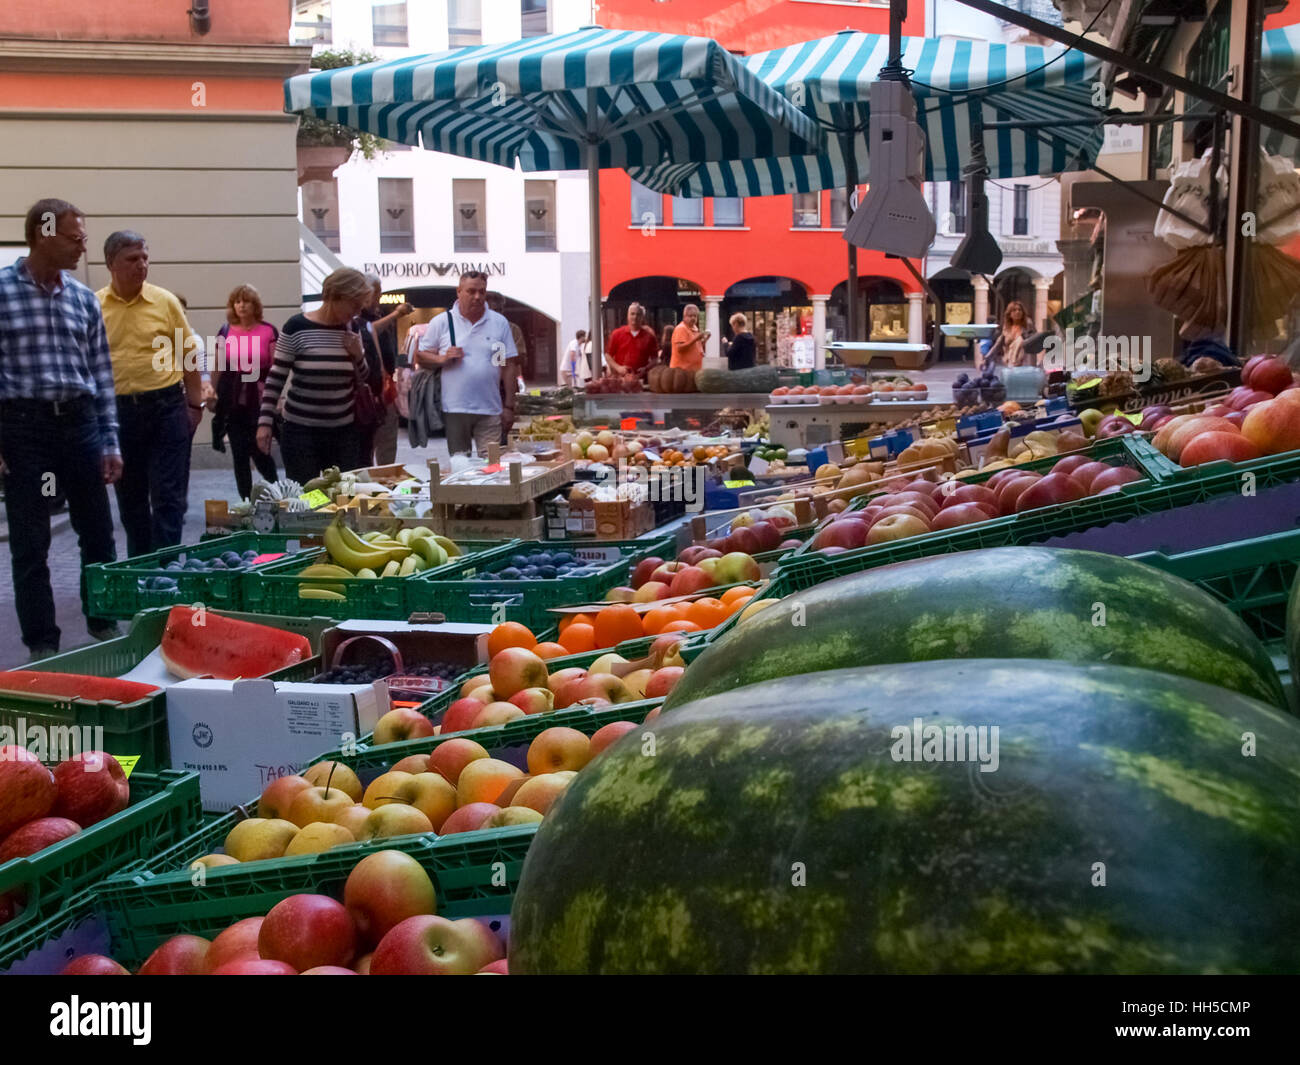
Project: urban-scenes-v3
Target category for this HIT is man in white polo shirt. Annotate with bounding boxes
[416,271,518,457]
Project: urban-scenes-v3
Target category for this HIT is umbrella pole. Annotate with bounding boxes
[842,124,860,344]
[587,90,603,377]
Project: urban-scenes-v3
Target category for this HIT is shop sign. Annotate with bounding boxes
[364,261,507,280]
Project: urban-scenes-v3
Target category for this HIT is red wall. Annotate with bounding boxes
[0,0,288,43]
[597,0,926,300]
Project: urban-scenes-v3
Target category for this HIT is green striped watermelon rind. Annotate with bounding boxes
[663,545,1288,714]
[510,658,1300,975]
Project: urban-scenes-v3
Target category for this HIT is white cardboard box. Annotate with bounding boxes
[167,678,386,812]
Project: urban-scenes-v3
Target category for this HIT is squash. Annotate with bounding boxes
[647,365,666,393]
[695,366,781,394]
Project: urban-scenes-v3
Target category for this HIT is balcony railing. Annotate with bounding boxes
[293,20,332,45]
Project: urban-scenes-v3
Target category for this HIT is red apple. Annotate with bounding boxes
[1242,398,1300,455]
[1179,430,1263,466]
[470,701,526,728]
[0,817,81,863]
[206,917,264,972]
[441,696,490,735]
[259,894,357,972]
[439,803,502,834]
[478,958,509,974]
[677,546,722,566]
[1165,416,1241,461]
[0,745,56,838]
[995,474,1044,516]
[257,774,313,821]
[902,480,942,500]
[344,849,437,948]
[983,469,1028,491]
[871,504,934,527]
[631,580,673,603]
[370,915,503,976]
[1226,387,1274,411]
[51,751,129,828]
[812,520,869,551]
[1089,466,1145,493]
[649,561,687,585]
[300,966,357,974]
[645,667,685,699]
[779,538,802,549]
[879,491,939,518]
[138,935,210,976]
[1247,357,1294,395]
[940,484,998,511]
[1066,462,1110,492]
[372,706,436,746]
[747,521,783,552]
[630,556,664,588]
[508,687,554,715]
[1050,454,1092,478]
[572,673,636,704]
[488,647,549,699]
[427,738,489,785]
[589,720,639,757]
[61,955,129,975]
[210,958,297,975]
[725,525,762,556]
[669,565,715,597]
[866,513,930,543]
[931,502,996,530]
[1225,410,1248,428]
[1014,473,1087,512]
[1242,353,1271,387]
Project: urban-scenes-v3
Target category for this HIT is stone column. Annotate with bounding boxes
[1033,277,1051,328]
[703,296,724,369]
[906,291,925,345]
[972,276,990,324]
[811,295,829,369]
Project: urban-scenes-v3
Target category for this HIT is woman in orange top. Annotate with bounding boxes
[670,303,709,372]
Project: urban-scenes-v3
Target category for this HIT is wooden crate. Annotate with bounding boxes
[434,507,546,540]
[427,446,574,507]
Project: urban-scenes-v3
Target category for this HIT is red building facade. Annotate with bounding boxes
[596,0,929,364]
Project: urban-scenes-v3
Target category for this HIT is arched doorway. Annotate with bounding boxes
[722,276,811,366]
[382,285,557,383]
[993,269,1039,327]
[930,267,978,363]
[607,276,703,354]
[830,277,908,345]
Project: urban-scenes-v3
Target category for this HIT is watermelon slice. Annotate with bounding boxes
[159,607,313,680]
[0,671,161,703]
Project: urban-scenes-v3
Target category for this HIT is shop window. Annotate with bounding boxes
[525,179,556,251]
[521,0,549,37]
[378,178,414,253]
[303,179,341,253]
[829,188,849,229]
[950,180,967,234]
[793,192,820,227]
[293,1,332,45]
[372,2,408,47]
[712,197,744,226]
[630,180,663,226]
[449,0,482,47]
[671,195,703,226]
[453,178,487,252]
[1013,184,1029,236]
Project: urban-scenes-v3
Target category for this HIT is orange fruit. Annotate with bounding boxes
[593,604,646,648]
[558,612,593,635]
[661,620,702,633]
[487,621,537,659]
[558,623,597,654]
[533,641,570,660]
[642,606,679,636]
[719,586,755,606]
[685,598,729,630]
[725,592,756,615]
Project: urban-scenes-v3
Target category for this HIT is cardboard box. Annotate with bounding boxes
[544,497,656,540]
[320,619,491,675]
[167,679,386,812]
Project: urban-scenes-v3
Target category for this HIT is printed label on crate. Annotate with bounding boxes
[300,490,331,509]
[115,754,140,778]
[572,546,622,563]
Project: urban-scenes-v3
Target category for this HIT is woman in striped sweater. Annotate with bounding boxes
[256,268,371,485]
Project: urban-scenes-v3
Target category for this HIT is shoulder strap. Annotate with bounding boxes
[445,310,456,347]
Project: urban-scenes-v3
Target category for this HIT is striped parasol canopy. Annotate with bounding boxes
[627,31,1107,197]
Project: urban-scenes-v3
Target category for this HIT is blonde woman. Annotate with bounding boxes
[257,268,372,483]
[727,312,756,370]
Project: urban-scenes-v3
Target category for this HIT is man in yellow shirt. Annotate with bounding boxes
[97,231,203,557]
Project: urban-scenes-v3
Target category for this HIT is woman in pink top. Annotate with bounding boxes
[213,283,279,498]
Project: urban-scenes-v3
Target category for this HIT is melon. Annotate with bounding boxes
[662,546,1287,712]
[159,607,313,679]
[510,659,1300,974]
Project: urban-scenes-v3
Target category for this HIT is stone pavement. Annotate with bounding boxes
[0,431,453,668]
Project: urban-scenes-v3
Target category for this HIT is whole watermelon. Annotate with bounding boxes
[666,546,1287,712]
[511,659,1300,974]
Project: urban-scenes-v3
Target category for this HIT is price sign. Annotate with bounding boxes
[300,490,330,509]
[115,755,141,779]
[724,479,754,488]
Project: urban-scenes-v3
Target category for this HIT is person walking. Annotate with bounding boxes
[0,199,122,656]
[97,231,202,559]
[658,324,675,367]
[256,268,371,484]
[671,303,709,373]
[563,330,589,386]
[359,275,410,464]
[726,312,757,370]
[606,303,659,380]
[212,284,279,499]
[415,270,518,458]
[981,301,1037,371]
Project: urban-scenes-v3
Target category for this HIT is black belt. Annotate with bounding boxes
[117,383,184,406]
[0,393,95,417]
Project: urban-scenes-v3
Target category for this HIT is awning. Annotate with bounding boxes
[627,31,1106,197]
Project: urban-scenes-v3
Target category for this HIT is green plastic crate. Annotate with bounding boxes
[0,609,337,771]
[415,536,674,630]
[0,770,202,947]
[92,828,532,970]
[0,891,108,975]
[240,539,518,620]
[85,532,321,620]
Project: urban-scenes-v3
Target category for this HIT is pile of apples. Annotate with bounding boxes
[59,849,511,975]
[1148,357,1300,466]
[809,458,1147,553]
[0,748,130,927]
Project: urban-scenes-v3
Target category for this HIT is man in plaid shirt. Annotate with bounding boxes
[0,199,122,659]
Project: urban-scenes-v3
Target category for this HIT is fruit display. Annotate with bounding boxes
[976,423,1089,470]
[750,444,788,463]
[311,660,462,686]
[953,368,1005,406]
[582,373,644,394]
[158,607,312,680]
[646,365,697,393]
[58,849,509,975]
[614,547,762,609]
[515,415,576,441]
[569,428,642,463]
[0,671,159,703]
[314,520,460,591]
[661,546,1287,712]
[135,547,272,595]
[510,658,1300,974]
[471,548,602,582]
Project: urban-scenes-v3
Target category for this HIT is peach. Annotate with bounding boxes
[427,738,490,786]
[456,758,524,806]
[488,647,549,699]
[526,727,592,775]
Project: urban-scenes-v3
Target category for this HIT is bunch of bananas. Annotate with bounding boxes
[301,521,463,600]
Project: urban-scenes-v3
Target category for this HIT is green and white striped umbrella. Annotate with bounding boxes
[627,31,1107,196]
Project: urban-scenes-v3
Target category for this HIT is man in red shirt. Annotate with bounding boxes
[605,303,659,378]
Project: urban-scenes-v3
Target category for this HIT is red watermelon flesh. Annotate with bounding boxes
[0,671,160,703]
[159,607,312,680]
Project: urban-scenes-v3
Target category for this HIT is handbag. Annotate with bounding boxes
[351,326,383,431]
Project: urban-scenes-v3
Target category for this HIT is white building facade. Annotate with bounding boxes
[294,0,593,382]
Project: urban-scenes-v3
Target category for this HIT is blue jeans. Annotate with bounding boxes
[115,385,192,559]
[0,395,117,650]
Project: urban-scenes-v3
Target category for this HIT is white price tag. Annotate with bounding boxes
[749,455,771,476]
